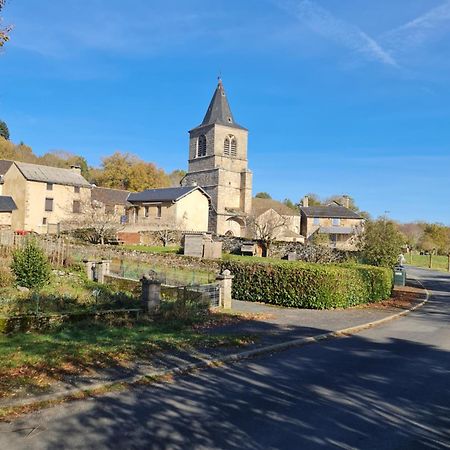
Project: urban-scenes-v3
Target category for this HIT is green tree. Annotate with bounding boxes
[419,223,450,255]
[282,198,298,211]
[255,192,272,199]
[0,120,9,140]
[359,219,404,268]
[11,240,51,290]
[302,193,322,206]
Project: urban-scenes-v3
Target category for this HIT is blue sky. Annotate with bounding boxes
[1,0,450,223]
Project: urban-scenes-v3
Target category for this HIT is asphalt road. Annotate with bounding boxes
[1,267,449,450]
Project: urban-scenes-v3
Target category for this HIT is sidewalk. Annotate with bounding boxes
[0,280,427,410]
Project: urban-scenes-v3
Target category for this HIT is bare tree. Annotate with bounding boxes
[63,200,125,245]
[247,209,287,257]
[152,220,181,247]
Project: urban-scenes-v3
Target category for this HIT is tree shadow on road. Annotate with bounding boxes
[4,330,450,450]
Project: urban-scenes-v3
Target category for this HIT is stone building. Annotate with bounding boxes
[0,160,91,233]
[181,79,252,237]
[300,196,364,250]
[126,186,210,232]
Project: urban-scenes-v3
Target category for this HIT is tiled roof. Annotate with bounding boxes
[92,187,130,206]
[301,204,363,219]
[318,226,355,235]
[0,196,17,212]
[191,80,247,132]
[15,161,91,187]
[0,160,13,176]
[252,197,297,217]
[128,186,209,203]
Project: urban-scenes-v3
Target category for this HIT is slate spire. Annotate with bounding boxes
[193,79,247,131]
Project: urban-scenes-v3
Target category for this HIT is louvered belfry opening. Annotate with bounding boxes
[197,134,207,157]
[224,135,237,157]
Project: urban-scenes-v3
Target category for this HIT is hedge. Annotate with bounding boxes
[220,260,393,309]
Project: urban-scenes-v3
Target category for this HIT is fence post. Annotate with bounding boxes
[83,260,97,281]
[96,260,111,284]
[216,269,234,309]
[141,274,161,313]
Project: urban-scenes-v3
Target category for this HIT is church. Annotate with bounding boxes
[181,79,253,237]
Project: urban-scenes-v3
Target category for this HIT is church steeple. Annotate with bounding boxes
[192,79,247,131]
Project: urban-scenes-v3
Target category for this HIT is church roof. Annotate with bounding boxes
[191,79,247,132]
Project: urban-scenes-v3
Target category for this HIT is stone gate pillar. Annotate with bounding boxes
[141,273,161,313]
[216,269,234,309]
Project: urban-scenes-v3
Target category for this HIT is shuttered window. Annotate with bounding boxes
[45,198,53,212]
[73,200,81,214]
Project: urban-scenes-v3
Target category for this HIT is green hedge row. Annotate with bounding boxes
[220,260,393,309]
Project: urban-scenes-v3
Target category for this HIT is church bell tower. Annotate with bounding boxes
[182,79,253,236]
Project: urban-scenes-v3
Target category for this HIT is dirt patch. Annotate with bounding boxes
[363,285,426,311]
[192,311,275,331]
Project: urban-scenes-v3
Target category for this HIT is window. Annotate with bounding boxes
[197,135,207,157]
[313,217,320,225]
[157,205,162,218]
[45,198,53,212]
[224,135,237,157]
[224,137,230,156]
[72,200,81,214]
[42,217,47,225]
[230,137,237,157]
[46,183,53,191]
[332,218,341,226]
[74,186,80,194]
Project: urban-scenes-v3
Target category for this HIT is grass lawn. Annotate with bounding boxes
[122,245,181,254]
[406,253,450,272]
[0,313,254,400]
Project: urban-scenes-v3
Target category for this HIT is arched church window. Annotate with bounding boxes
[224,137,230,156]
[197,135,207,157]
[224,135,237,157]
[230,136,237,157]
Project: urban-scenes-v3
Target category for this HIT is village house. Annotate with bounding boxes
[0,160,91,233]
[126,186,210,232]
[300,196,364,250]
[251,197,304,243]
[0,195,17,230]
[91,186,130,218]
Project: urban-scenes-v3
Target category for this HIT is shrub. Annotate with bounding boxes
[0,266,14,288]
[11,240,51,290]
[358,219,405,268]
[220,260,393,309]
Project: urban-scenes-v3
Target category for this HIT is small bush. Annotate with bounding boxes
[220,260,393,309]
[0,266,14,288]
[11,240,51,290]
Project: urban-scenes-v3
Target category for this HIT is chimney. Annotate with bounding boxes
[70,165,81,175]
[342,195,350,209]
[302,195,309,208]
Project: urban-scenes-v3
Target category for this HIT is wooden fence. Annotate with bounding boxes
[0,231,70,266]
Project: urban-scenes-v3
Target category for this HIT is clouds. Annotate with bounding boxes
[275,0,398,67]
[274,0,450,71]
[383,0,450,51]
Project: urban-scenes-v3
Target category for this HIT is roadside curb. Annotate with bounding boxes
[0,278,430,413]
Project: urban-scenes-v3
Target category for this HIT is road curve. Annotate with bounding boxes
[1,267,449,450]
